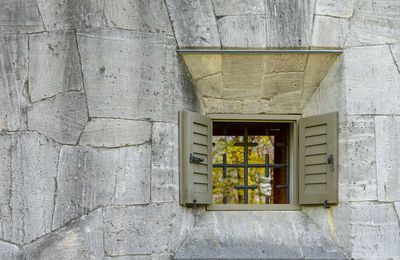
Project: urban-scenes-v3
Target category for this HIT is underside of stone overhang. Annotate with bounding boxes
[179,49,342,114]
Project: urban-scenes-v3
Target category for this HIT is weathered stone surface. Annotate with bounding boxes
[0,241,22,260]
[264,54,307,74]
[395,202,400,218]
[375,116,400,201]
[0,132,60,244]
[312,16,349,48]
[24,209,104,260]
[165,0,220,47]
[263,72,304,99]
[213,0,265,15]
[390,43,400,72]
[217,15,266,48]
[79,118,151,148]
[223,88,262,100]
[265,0,315,47]
[27,92,88,145]
[77,28,166,121]
[104,0,172,34]
[222,55,264,89]
[29,31,83,102]
[339,116,377,201]
[151,123,179,203]
[103,204,195,256]
[182,55,221,81]
[344,46,400,115]
[347,202,400,259]
[37,0,104,30]
[0,34,28,131]
[267,90,303,113]
[53,145,151,229]
[104,255,172,260]
[0,0,44,33]
[175,211,349,259]
[302,55,346,120]
[195,73,223,98]
[304,53,339,90]
[315,0,355,18]
[346,0,400,46]
[162,37,201,123]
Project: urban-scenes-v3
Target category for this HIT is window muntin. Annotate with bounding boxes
[212,122,290,205]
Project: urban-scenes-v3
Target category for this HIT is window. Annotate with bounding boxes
[179,111,338,210]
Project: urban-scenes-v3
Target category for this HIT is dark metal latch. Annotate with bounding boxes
[327,154,334,171]
[190,154,204,163]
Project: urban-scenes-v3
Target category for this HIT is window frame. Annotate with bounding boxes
[206,114,302,211]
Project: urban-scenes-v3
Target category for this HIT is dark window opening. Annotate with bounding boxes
[212,122,290,204]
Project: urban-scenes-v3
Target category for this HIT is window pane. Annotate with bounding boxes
[248,168,272,204]
[213,168,244,204]
[248,135,274,165]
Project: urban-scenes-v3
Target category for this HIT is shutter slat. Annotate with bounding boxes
[305,135,327,146]
[299,112,338,205]
[179,111,213,206]
[305,144,327,155]
[305,124,327,136]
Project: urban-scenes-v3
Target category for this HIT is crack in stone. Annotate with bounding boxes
[389,44,400,76]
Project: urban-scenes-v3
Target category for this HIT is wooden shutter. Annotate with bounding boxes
[299,112,338,205]
[179,110,213,206]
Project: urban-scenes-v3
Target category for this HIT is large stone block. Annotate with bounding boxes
[344,46,400,115]
[390,43,400,72]
[151,123,179,203]
[346,0,400,46]
[375,116,400,201]
[162,37,201,123]
[27,92,88,145]
[37,0,104,30]
[0,132,60,244]
[263,72,304,99]
[222,55,264,90]
[175,211,349,259]
[103,204,194,255]
[0,241,23,260]
[217,15,266,48]
[264,54,307,74]
[182,55,221,81]
[0,34,28,131]
[195,73,223,98]
[79,118,151,148]
[312,16,349,48]
[28,31,83,102]
[265,0,315,47]
[24,209,104,260]
[348,202,400,259]
[0,0,44,33]
[77,28,166,121]
[315,0,355,18]
[339,116,377,201]
[165,0,220,47]
[52,144,151,229]
[104,0,172,34]
[212,0,265,15]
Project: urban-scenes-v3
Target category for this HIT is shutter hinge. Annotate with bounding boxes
[190,153,204,163]
[327,154,334,171]
[323,200,330,209]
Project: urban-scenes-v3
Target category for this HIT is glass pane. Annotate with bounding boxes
[213,168,244,204]
[248,168,272,204]
[248,135,274,165]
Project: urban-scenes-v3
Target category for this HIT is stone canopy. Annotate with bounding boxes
[180,50,341,114]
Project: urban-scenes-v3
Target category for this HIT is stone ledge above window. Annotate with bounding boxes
[178,49,342,115]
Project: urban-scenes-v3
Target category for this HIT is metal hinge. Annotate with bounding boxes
[327,154,334,171]
[190,153,204,163]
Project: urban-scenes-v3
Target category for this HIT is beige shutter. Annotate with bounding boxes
[299,112,339,205]
[179,110,213,206]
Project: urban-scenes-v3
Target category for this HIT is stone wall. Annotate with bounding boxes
[1,0,399,259]
[0,0,200,259]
